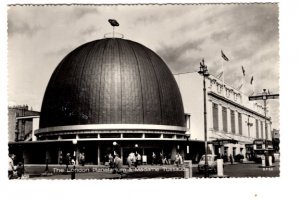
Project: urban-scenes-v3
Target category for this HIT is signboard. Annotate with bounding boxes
[249,94,279,101]
[249,95,264,101]
[254,140,264,145]
[211,139,238,146]
[142,155,147,163]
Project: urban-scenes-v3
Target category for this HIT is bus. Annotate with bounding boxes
[246,139,275,163]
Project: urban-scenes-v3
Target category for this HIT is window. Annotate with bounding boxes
[238,112,242,135]
[213,103,219,130]
[222,107,228,132]
[231,110,235,134]
[256,119,259,138]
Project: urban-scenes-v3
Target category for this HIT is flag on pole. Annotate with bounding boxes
[216,71,223,79]
[250,76,254,85]
[221,50,229,61]
[268,89,271,95]
[242,66,245,76]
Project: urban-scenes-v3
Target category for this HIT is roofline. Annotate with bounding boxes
[208,91,271,120]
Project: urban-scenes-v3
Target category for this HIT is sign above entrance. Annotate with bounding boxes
[211,139,238,146]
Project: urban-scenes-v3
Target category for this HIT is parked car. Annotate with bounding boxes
[198,154,218,173]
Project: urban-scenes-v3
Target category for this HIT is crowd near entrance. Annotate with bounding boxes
[9,140,206,165]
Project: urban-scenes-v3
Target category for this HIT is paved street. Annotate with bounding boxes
[12,161,279,180]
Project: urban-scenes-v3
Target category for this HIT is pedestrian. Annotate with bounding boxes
[114,154,123,174]
[137,153,142,165]
[79,152,85,166]
[8,154,15,179]
[152,152,156,165]
[230,154,233,165]
[175,153,180,167]
[134,153,138,168]
[159,152,164,165]
[108,153,114,168]
[162,155,168,165]
[16,162,24,179]
[127,153,134,168]
[178,153,183,167]
[65,153,71,171]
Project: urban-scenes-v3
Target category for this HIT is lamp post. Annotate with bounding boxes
[72,139,78,165]
[198,58,210,178]
[113,141,118,156]
[185,134,191,160]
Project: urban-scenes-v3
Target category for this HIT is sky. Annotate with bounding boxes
[7,4,280,129]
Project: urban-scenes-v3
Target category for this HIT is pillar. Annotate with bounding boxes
[235,110,239,135]
[218,104,223,132]
[120,147,123,163]
[97,143,101,165]
[227,107,231,133]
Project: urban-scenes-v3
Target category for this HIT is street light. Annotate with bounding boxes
[72,139,78,165]
[113,141,118,156]
[185,134,191,160]
[198,58,210,178]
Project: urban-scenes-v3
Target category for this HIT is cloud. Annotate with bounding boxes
[7,15,44,37]
[157,38,205,73]
[70,7,99,19]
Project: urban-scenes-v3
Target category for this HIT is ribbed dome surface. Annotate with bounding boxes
[40,38,185,128]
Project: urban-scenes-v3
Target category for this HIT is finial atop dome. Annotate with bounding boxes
[104,19,124,39]
[108,19,119,27]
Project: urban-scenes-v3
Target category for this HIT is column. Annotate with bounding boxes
[97,143,101,165]
[235,110,239,135]
[218,104,223,132]
[207,100,213,131]
[227,107,231,133]
[120,147,123,163]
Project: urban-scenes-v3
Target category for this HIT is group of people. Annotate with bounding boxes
[8,154,24,179]
[65,152,86,170]
[107,153,123,174]
[174,153,183,167]
[151,152,172,165]
[127,152,142,168]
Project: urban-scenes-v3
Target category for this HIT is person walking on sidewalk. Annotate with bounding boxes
[8,154,15,179]
[114,154,123,174]
[152,152,156,165]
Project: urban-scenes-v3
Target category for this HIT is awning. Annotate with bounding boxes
[210,139,238,146]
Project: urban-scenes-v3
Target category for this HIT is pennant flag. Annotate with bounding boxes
[216,71,223,79]
[237,84,243,90]
[268,89,271,95]
[250,76,254,85]
[242,66,245,76]
[221,50,229,61]
[108,19,119,27]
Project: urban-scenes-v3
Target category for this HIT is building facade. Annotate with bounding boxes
[175,73,272,161]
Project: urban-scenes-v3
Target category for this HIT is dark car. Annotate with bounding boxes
[198,154,218,173]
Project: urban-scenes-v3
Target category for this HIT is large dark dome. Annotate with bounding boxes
[39,38,185,129]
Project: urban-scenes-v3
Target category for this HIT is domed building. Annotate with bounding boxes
[28,38,191,165]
